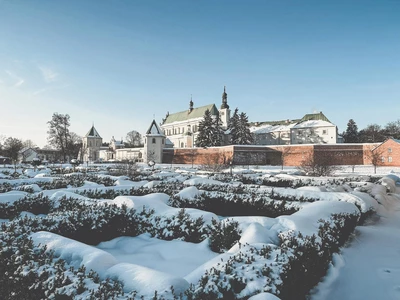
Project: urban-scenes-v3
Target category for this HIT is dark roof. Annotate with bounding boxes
[300,112,331,123]
[85,125,101,138]
[146,120,165,136]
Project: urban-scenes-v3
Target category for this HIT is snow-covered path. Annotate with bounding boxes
[311,203,400,300]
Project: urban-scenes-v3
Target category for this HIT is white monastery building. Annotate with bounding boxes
[160,87,231,148]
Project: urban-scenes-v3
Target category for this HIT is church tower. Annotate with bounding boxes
[144,119,166,164]
[82,125,102,162]
[219,86,230,128]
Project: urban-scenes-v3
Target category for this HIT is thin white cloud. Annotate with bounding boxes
[5,70,24,87]
[32,84,70,96]
[39,66,59,83]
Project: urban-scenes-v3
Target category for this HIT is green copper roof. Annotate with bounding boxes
[163,104,219,124]
[300,112,330,123]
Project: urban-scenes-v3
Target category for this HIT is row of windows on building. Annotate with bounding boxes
[145,138,165,144]
[85,140,101,147]
[296,129,328,136]
[164,125,198,136]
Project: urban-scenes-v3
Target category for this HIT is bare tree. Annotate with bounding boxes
[297,152,340,176]
[200,152,228,173]
[47,113,72,162]
[126,130,143,147]
[22,139,37,149]
[66,132,82,159]
[365,145,384,174]
[3,137,24,173]
[280,146,292,170]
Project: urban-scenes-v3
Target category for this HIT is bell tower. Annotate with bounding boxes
[219,86,230,128]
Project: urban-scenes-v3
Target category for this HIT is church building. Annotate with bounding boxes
[81,125,102,162]
[160,87,231,148]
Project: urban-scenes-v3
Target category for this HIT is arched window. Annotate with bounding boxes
[152,138,156,144]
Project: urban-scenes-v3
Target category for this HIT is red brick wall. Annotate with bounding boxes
[162,141,400,167]
[364,140,400,166]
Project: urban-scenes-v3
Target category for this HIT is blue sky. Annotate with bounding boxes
[0,0,399,147]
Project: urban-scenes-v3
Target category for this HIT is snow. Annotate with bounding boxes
[273,200,360,237]
[293,120,334,128]
[2,164,400,299]
[183,177,226,186]
[0,191,28,204]
[31,231,119,275]
[105,263,189,296]
[311,215,400,300]
[31,231,190,297]
[248,293,281,300]
[175,186,204,201]
[97,233,218,277]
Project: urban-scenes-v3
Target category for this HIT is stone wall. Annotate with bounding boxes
[162,142,400,167]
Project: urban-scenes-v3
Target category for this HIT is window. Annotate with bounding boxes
[322,130,327,135]
[181,142,184,147]
[162,139,164,144]
[389,156,393,162]
[388,148,392,153]
[381,157,385,163]
[152,138,156,144]
[297,130,302,135]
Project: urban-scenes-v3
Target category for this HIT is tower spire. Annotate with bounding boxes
[221,86,229,109]
[189,94,194,113]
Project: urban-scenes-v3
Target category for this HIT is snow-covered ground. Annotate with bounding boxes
[311,197,400,300]
[1,163,400,299]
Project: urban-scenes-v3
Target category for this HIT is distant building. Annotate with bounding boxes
[251,112,338,145]
[82,125,102,162]
[160,87,231,148]
[144,119,166,164]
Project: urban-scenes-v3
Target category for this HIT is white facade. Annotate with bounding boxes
[144,119,166,163]
[161,87,231,148]
[82,125,102,162]
[19,147,39,163]
[290,120,337,144]
[251,112,339,146]
[251,123,295,145]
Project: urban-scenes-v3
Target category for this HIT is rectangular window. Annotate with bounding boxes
[389,156,392,162]
[152,138,156,144]
[388,148,392,153]
[381,157,385,163]
[322,130,327,135]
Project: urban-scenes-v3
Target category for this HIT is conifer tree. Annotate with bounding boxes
[211,113,225,146]
[343,119,359,143]
[237,112,254,144]
[195,109,215,147]
[228,108,240,144]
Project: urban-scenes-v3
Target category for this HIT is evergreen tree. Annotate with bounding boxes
[228,108,240,144]
[211,113,225,146]
[343,119,359,143]
[195,109,215,147]
[237,112,254,144]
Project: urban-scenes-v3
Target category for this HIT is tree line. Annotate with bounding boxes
[342,119,400,143]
